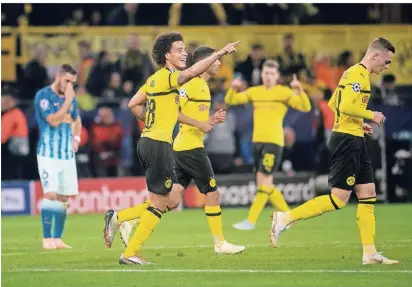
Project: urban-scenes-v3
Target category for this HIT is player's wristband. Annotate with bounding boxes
[73,135,81,143]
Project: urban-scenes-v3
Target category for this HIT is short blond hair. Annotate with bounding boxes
[262,59,279,69]
[368,37,395,53]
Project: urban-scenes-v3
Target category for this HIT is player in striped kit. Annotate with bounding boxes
[34,64,81,249]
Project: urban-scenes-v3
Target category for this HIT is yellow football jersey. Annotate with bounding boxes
[328,63,373,137]
[173,77,211,151]
[139,68,180,144]
[225,85,311,146]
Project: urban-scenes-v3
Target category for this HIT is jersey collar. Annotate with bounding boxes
[358,63,370,74]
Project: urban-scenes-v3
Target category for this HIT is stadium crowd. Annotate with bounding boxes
[2,3,411,182]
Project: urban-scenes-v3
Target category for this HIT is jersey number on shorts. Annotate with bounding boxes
[145,98,156,129]
[263,153,275,172]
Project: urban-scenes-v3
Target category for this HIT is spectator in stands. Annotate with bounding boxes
[336,50,354,80]
[118,33,154,90]
[101,72,127,101]
[1,91,29,179]
[86,51,112,98]
[107,3,138,26]
[77,40,95,87]
[65,8,88,26]
[185,41,199,67]
[21,45,49,99]
[90,106,123,177]
[122,81,134,98]
[235,43,266,86]
[276,33,308,81]
[75,126,92,178]
[205,99,237,174]
[75,86,96,112]
[371,74,402,106]
[90,10,103,26]
[169,3,227,26]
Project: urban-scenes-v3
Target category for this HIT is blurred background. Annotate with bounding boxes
[1,3,412,215]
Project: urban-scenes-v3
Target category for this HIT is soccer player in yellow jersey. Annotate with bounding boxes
[171,47,245,254]
[225,60,311,231]
[270,37,399,265]
[103,32,240,265]
[108,47,245,255]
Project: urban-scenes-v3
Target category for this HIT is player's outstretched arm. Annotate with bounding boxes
[224,79,249,105]
[286,74,311,112]
[178,112,213,133]
[177,41,240,86]
[128,86,148,121]
[45,83,76,127]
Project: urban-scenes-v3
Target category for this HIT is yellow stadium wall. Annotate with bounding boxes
[2,25,412,84]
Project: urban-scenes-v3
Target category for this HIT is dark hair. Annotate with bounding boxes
[370,37,395,53]
[59,64,77,75]
[382,74,396,83]
[152,32,184,66]
[251,43,264,50]
[192,47,215,63]
[78,40,91,48]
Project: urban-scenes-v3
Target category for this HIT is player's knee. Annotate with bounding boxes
[167,198,181,211]
[331,188,351,205]
[205,191,220,206]
[355,183,376,199]
[56,194,69,203]
[43,192,57,201]
[256,172,273,187]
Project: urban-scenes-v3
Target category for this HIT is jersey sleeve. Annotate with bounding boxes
[178,84,190,106]
[285,87,311,112]
[138,83,147,95]
[34,90,53,120]
[339,71,373,120]
[168,70,180,89]
[71,98,79,119]
[224,88,250,105]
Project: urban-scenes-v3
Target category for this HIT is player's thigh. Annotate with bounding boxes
[138,137,176,195]
[257,143,283,175]
[179,148,217,194]
[328,132,362,191]
[59,158,79,197]
[356,139,375,186]
[174,151,193,190]
[37,155,61,197]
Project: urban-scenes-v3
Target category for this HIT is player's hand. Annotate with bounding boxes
[216,41,241,57]
[211,109,226,124]
[363,123,373,135]
[65,83,76,101]
[289,74,302,90]
[198,121,214,133]
[72,139,79,152]
[372,111,386,126]
[231,78,243,91]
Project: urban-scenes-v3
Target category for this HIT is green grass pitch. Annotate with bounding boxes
[2,205,412,287]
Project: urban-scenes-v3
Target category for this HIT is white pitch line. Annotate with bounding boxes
[4,269,412,274]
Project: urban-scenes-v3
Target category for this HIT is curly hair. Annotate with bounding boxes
[152,32,184,66]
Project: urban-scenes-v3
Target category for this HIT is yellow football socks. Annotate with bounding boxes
[205,205,225,246]
[357,197,377,255]
[123,206,162,257]
[289,194,346,222]
[268,187,290,212]
[117,200,151,224]
[247,185,271,224]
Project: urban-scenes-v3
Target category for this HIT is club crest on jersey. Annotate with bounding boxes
[40,99,49,111]
[352,82,361,93]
